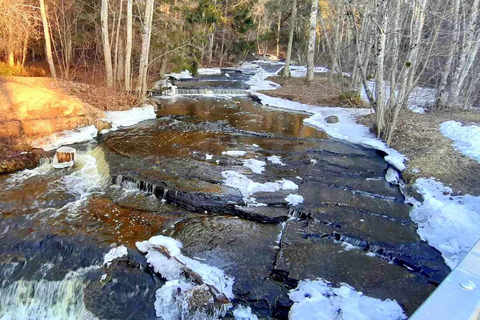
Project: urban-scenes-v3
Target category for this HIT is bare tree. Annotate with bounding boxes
[40,0,56,78]
[125,0,133,91]
[306,0,319,83]
[101,0,114,87]
[282,0,297,78]
[137,0,155,101]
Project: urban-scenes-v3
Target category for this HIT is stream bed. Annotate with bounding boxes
[0,66,450,319]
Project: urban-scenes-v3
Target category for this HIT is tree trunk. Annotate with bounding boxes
[375,0,388,138]
[207,28,215,66]
[137,0,155,102]
[306,0,319,83]
[40,0,56,78]
[219,0,228,67]
[101,0,114,87]
[117,36,125,83]
[125,0,133,91]
[113,0,124,85]
[276,10,282,58]
[283,0,297,78]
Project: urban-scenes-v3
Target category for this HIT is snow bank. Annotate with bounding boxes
[136,235,234,319]
[440,121,480,163]
[105,105,156,130]
[32,125,98,151]
[198,68,222,75]
[289,279,406,320]
[285,194,304,206]
[252,92,406,171]
[103,245,127,266]
[222,171,298,206]
[410,178,480,269]
[243,159,266,174]
[289,65,329,78]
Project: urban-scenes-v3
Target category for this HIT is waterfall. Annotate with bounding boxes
[0,267,99,320]
[169,88,246,96]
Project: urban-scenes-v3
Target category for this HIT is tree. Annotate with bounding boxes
[40,0,56,78]
[306,0,319,82]
[137,0,155,101]
[282,0,297,77]
[125,0,133,91]
[101,0,114,87]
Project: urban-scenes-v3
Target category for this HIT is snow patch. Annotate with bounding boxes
[198,68,222,75]
[289,279,406,320]
[32,125,98,151]
[222,150,247,157]
[206,154,213,160]
[285,194,304,206]
[410,178,480,269]
[165,70,192,79]
[440,121,480,163]
[243,159,266,174]
[233,305,258,320]
[267,155,285,166]
[103,245,127,266]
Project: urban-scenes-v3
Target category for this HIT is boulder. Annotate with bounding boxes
[325,115,339,123]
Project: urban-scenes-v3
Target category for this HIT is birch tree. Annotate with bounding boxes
[101,0,114,87]
[137,0,155,101]
[40,0,56,78]
[125,0,133,91]
[306,0,319,83]
[282,0,297,78]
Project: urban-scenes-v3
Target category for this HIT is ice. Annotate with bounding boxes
[285,194,304,206]
[409,178,480,269]
[32,125,98,151]
[440,121,480,163]
[289,65,330,78]
[243,159,266,174]
[103,245,127,267]
[289,279,406,320]
[233,305,258,320]
[385,168,400,184]
[198,68,222,75]
[267,155,285,166]
[222,151,247,157]
[206,154,213,160]
[164,70,192,79]
[105,105,156,130]
[222,171,298,205]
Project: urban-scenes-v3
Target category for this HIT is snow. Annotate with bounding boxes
[285,194,304,206]
[250,92,406,171]
[222,150,247,157]
[409,178,480,269]
[289,65,330,78]
[267,155,285,166]
[243,159,266,174]
[198,68,222,75]
[206,154,213,160]
[105,105,156,130]
[103,245,128,266]
[32,125,98,151]
[288,279,406,320]
[165,70,192,79]
[136,235,235,319]
[233,305,258,320]
[222,171,298,205]
[440,121,480,163]
[385,168,400,184]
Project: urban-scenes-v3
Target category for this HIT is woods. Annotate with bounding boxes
[1,0,480,144]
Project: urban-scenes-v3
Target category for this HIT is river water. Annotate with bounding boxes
[0,66,449,319]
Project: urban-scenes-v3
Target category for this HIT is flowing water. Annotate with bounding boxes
[0,66,449,319]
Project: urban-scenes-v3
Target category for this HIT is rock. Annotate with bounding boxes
[0,151,40,174]
[95,119,112,132]
[325,115,339,124]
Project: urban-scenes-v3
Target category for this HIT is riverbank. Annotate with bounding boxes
[0,76,138,173]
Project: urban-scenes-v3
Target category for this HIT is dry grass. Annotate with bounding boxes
[259,74,367,108]
[358,110,480,196]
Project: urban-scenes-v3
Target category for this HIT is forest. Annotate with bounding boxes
[2,0,480,144]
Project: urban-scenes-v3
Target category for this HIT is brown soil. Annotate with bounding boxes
[358,110,480,196]
[259,74,367,108]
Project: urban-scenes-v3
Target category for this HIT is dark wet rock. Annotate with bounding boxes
[168,216,290,318]
[84,258,162,320]
[232,206,290,223]
[0,150,40,174]
[325,115,339,123]
[273,220,438,316]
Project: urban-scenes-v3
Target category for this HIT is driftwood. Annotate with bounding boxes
[153,245,230,305]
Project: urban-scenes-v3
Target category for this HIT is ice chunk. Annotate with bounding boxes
[243,159,266,174]
[103,245,128,266]
[267,155,285,166]
[285,194,304,206]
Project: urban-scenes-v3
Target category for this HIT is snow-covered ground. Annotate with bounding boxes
[440,121,480,163]
[409,178,480,269]
[289,279,406,320]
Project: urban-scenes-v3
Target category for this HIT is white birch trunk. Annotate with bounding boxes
[306,0,319,82]
[283,0,297,78]
[101,0,114,87]
[124,0,133,91]
[40,0,56,78]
